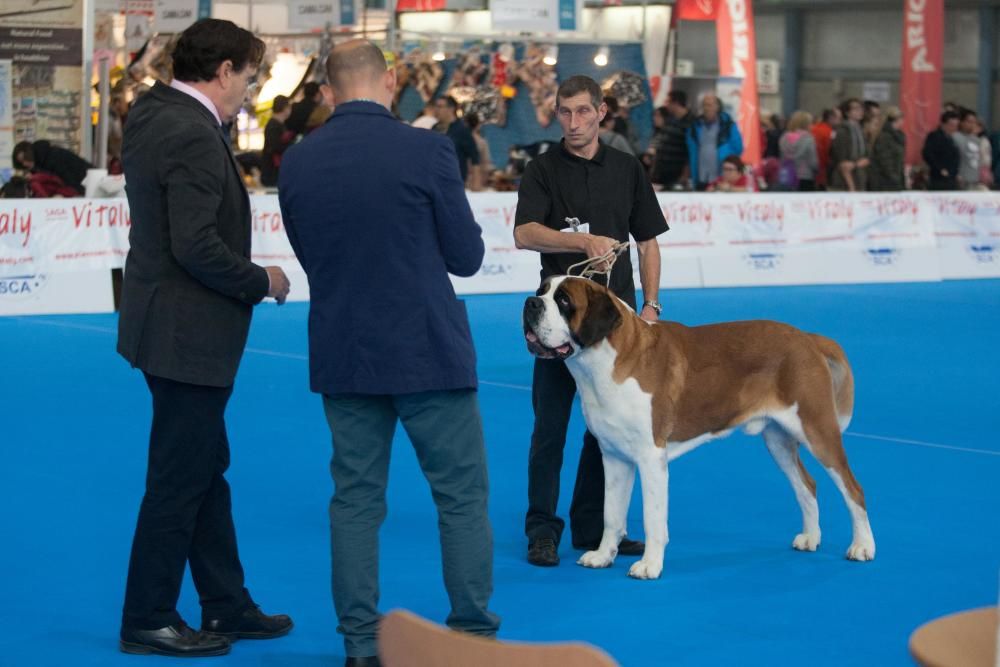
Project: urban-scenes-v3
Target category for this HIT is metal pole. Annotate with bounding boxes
[81,0,94,163]
[782,9,801,117]
[388,0,397,52]
[248,0,253,31]
[96,56,110,170]
[977,6,995,129]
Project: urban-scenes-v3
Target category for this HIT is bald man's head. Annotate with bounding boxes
[326,39,388,95]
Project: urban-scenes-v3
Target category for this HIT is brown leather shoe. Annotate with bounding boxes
[120,621,231,657]
[573,536,645,555]
[527,538,560,566]
[202,605,293,639]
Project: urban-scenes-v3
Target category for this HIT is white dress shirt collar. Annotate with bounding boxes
[170,79,222,126]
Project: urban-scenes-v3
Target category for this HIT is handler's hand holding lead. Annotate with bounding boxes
[582,234,617,272]
[266,266,291,305]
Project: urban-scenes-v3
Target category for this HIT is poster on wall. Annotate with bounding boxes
[154,0,199,33]
[0,0,84,157]
[0,59,12,181]
[288,0,356,30]
[490,0,582,33]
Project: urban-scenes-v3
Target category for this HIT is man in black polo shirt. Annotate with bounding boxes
[435,95,480,189]
[513,75,669,567]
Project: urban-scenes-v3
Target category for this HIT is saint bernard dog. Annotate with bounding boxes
[522,276,875,580]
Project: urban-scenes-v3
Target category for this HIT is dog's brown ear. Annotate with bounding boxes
[573,287,622,348]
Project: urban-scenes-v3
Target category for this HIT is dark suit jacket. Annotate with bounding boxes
[117,81,270,387]
[278,101,484,395]
[922,127,960,190]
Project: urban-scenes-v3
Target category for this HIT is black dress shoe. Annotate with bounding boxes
[573,536,645,555]
[120,621,231,657]
[202,605,293,639]
[345,657,382,667]
[527,538,560,566]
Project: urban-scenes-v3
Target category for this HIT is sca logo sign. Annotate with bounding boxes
[0,274,47,300]
[743,252,782,271]
[968,244,997,264]
[865,247,900,266]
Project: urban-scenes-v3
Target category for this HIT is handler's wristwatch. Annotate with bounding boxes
[642,300,662,315]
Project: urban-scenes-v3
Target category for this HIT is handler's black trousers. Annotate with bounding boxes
[524,357,606,548]
[121,373,252,630]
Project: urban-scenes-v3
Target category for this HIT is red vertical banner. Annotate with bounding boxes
[900,0,943,166]
[715,0,762,166]
[677,0,718,21]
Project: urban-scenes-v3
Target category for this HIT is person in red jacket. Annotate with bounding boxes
[811,107,841,189]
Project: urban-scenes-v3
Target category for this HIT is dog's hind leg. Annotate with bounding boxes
[796,405,876,562]
[627,447,668,580]
[762,423,821,551]
[578,451,633,570]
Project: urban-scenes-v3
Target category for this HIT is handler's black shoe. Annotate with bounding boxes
[527,538,560,566]
[120,621,231,657]
[345,657,382,666]
[573,536,645,555]
[202,605,293,639]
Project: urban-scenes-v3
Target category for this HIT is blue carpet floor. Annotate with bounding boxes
[1,280,998,666]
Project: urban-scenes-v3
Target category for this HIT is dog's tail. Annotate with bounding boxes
[809,334,855,433]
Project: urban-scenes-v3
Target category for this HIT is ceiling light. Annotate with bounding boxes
[542,44,558,66]
[431,40,446,62]
[593,46,609,67]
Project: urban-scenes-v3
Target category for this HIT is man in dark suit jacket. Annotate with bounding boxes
[278,40,500,667]
[922,111,961,190]
[116,19,291,658]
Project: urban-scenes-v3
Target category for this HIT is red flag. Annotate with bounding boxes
[900,0,943,166]
[716,0,762,166]
[676,0,718,21]
[395,0,446,10]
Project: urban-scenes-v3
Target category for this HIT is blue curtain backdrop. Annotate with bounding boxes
[397,42,653,172]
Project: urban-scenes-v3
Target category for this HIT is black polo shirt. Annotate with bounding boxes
[514,140,668,302]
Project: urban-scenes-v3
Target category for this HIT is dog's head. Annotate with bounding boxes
[522,276,623,360]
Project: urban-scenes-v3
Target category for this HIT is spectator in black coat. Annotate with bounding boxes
[285,81,322,138]
[651,90,694,189]
[922,111,961,190]
[12,140,93,195]
[260,94,293,187]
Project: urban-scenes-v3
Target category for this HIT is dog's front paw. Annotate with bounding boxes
[846,539,875,561]
[792,532,821,552]
[627,558,662,580]
[577,550,614,569]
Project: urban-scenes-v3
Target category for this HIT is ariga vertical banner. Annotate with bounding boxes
[900,0,943,166]
[715,0,761,166]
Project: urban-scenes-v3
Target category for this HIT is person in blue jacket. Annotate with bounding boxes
[685,93,744,190]
[277,39,500,667]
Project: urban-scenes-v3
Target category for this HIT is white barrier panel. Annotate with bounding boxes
[0,270,113,315]
[2,192,998,316]
[926,192,1000,279]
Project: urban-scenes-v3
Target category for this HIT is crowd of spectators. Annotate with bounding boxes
[642,93,998,194]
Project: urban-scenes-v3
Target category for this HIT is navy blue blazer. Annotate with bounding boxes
[278,101,485,395]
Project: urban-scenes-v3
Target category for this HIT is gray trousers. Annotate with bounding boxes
[322,389,501,657]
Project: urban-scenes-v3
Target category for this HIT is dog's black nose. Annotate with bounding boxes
[525,297,544,313]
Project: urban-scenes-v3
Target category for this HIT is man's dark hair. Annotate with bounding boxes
[437,95,459,111]
[959,109,977,123]
[465,112,481,130]
[12,141,33,170]
[603,95,620,114]
[821,108,838,123]
[556,75,603,110]
[863,100,881,112]
[940,110,960,124]
[302,81,322,99]
[272,95,290,114]
[667,90,687,107]
[171,18,264,82]
[839,97,862,117]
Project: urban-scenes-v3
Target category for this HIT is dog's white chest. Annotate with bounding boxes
[568,341,656,457]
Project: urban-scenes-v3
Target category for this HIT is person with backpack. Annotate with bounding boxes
[778,110,819,191]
